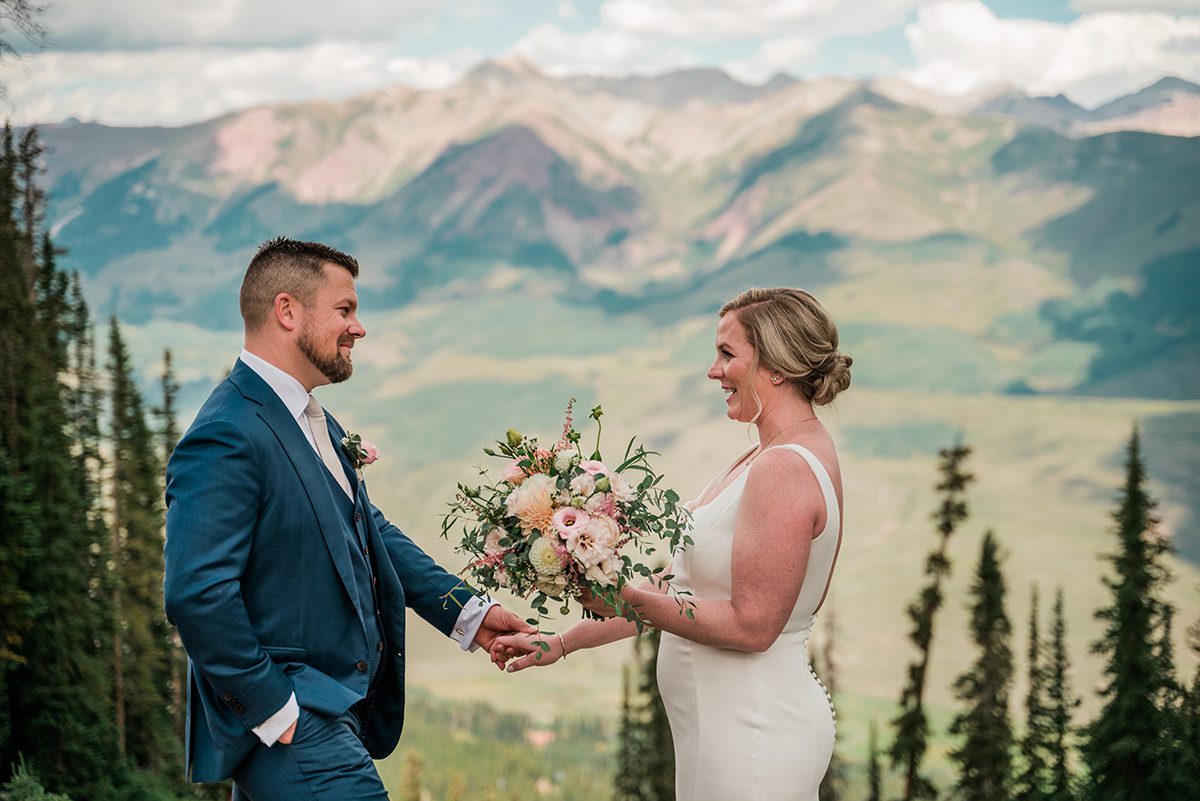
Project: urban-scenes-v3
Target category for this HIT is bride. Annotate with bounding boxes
[494,287,852,801]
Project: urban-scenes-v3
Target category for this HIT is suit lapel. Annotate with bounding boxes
[324,415,362,502]
[229,362,362,617]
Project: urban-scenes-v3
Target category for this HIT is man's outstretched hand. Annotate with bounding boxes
[473,605,536,666]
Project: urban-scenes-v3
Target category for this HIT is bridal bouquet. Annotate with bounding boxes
[441,401,691,624]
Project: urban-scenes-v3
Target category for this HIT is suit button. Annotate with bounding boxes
[223,693,233,702]
[377,641,384,652]
[371,576,377,588]
[354,512,361,523]
[355,660,368,672]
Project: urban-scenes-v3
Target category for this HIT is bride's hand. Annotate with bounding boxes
[578,586,620,618]
[495,632,567,673]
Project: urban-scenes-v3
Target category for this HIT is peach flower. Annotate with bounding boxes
[505,473,556,535]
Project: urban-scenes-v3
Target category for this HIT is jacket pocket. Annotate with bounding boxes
[262,645,308,662]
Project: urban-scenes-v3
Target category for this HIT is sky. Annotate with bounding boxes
[2,0,1198,126]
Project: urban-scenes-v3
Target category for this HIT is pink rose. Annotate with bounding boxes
[360,441,380,466]
[579,460,608,476]
[552,507,590,539]
[502,459,527,485]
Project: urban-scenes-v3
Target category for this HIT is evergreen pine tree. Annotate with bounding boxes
[949,531,1014,801]
[613,663,640,801]
[816,609,845,801]
[614,630,674,801]
[0,126,124,798]
[1015,586,1051,801]
[1082,428,1179,801]
[1180,617,1200,791]
[152,348,186,735]
[1147,606,1190,798]
[891,443,973,800]
[868,722,883,801]
[1044,590,1077,801]
[107,318,179,776]
[640,629,674,801]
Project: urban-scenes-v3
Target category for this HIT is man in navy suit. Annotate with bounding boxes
[163,238,531,799]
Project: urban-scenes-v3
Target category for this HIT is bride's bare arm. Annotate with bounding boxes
[496,578,669,671]
[609,449,821,653]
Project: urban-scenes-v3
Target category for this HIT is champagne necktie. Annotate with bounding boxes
[304,396,353,499]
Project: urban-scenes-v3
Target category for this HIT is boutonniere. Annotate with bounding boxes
[341,431,380,479]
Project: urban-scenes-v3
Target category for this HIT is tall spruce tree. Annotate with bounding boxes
[816,609,845,801]
[614,663,639,801]
[1015,586,1051,801]
[614,630,674,801]
[107,318,179,776]
[0,125,125,798]
[1181,616,1200,790]
[949,531,1014,801]
[1044,590,1077,801]
[890,443,974,800]
[152,348,186,735]
[1082,428,1181,801]
[868,722,883,801]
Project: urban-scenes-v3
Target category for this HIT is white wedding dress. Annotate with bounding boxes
[657,444,840,801]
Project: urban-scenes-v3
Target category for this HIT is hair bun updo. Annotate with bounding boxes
[720,287,852,407]
[807,351,853,406]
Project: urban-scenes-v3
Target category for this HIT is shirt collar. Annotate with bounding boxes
[240,349,313,422]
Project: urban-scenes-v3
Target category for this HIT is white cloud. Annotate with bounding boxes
[3,43,478,126]
[511,22,697,76]
[556,1,580,20]
[42,0,442,50]
[903,0,1200,106]
[1071,0,1200,11]
[601,0,920,41]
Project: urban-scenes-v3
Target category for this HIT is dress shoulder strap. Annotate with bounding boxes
[762,443,841,540]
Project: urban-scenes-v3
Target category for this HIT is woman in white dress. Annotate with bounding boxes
[495,287,852,801]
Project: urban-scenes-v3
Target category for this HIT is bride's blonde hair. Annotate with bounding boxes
[719,288,852,409]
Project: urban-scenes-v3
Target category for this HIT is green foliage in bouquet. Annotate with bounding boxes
[441,400,692,631]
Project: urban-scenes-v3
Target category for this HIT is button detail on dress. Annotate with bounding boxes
[355,660,368,672]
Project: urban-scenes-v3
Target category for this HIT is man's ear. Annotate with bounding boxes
[273,292,300,332]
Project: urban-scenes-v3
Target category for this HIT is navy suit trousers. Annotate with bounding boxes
[231,707,390,801]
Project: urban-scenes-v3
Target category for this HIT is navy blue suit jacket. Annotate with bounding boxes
[163,360,474,782]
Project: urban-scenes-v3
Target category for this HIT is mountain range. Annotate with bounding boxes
[37,61,1200,401]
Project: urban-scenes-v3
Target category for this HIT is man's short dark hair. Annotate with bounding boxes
[239,237,360,331]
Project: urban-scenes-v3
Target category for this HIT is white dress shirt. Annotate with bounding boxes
[239,350,495,745]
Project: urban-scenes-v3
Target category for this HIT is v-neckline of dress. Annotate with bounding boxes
[690,444,758,514]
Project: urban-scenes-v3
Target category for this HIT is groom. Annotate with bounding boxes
[163,237,532,799]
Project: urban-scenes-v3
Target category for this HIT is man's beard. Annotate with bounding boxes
[298,323,353,384]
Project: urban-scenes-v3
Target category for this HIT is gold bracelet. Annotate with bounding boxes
[558,633,568,659]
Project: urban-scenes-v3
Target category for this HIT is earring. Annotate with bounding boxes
[771,375,782,385]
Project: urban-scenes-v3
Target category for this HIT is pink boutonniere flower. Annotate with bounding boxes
[341,431,380,477]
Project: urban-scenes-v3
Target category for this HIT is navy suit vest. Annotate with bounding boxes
[322,468,386,685]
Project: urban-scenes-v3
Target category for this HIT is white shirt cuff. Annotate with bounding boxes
[252,692,299,746]
[450,596,497,652]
